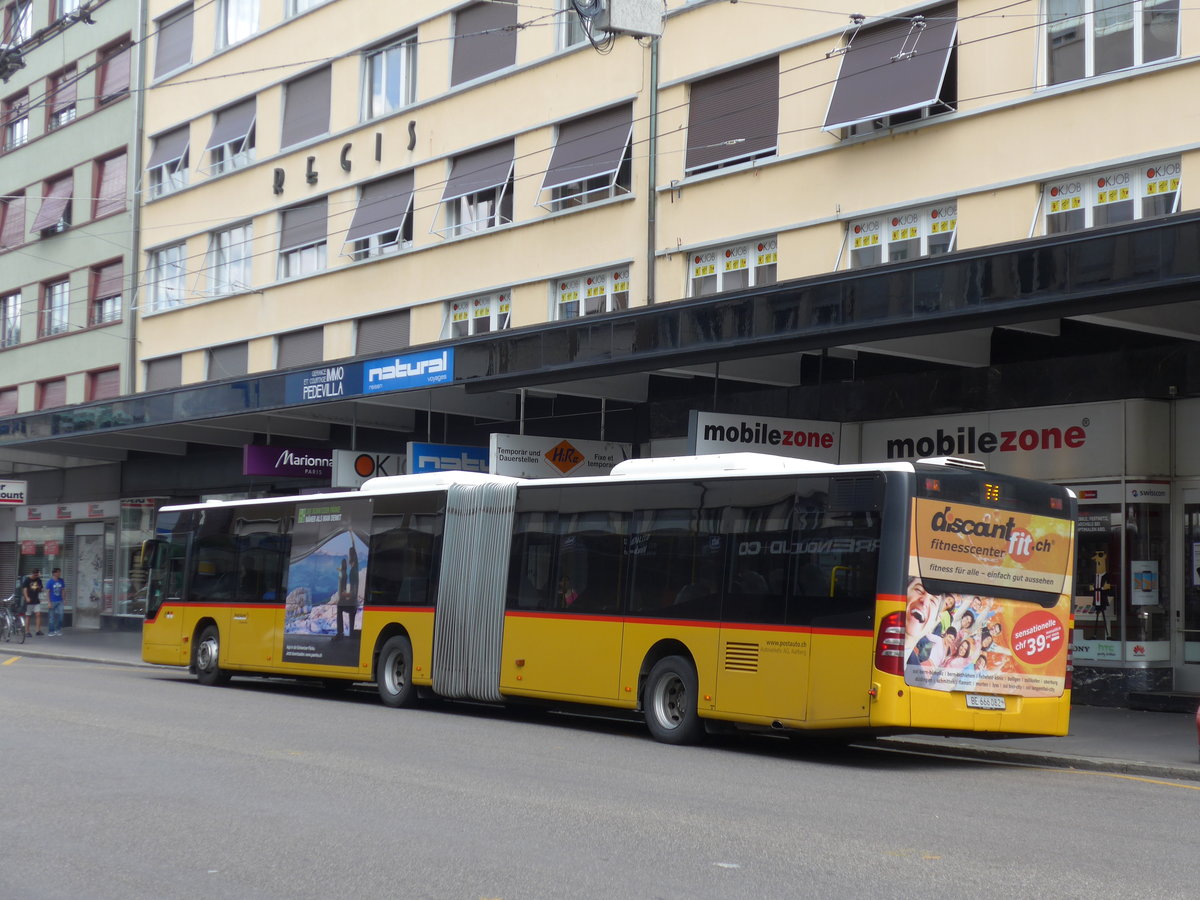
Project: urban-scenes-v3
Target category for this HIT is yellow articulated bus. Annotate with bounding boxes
[142,453,1077,744]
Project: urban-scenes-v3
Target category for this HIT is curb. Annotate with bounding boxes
[1,645,155,670]
[877,737,1200,784]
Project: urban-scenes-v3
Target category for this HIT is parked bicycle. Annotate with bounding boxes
[1,594,25,644]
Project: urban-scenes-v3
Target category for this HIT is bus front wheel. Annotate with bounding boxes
[644,656,704,745]
[377,635,417,708]
[194,625,231,686]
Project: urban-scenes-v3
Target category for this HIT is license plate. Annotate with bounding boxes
[966,694,1006,711]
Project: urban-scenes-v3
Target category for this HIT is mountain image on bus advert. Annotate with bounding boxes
[905,499,1075,698]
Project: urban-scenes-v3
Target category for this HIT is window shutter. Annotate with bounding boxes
[31,175,74,233]
[542,105,633,191]
[89,368,121,401]
[356,309,411,355]
[278,328,323,368]
[281,67,331,147]
[279,199,328,252]
[442,142,514,202]
[145,356,183,391]
[206,98,256,152]
[1,194,25,248]
[209,342,249,378]
[99,43,132,100]
[0,388,17,416]
[39,379,67,409]
[345,172,414,243]
[154,5,194,79]
[451,1,518,85]
[95,153,127,218]
[685,58,779,172]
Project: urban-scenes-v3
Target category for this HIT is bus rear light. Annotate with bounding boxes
[1065,627,1074,691]
[875,611,906,677]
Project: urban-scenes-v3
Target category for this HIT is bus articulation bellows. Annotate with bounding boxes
[141,453,1076,743]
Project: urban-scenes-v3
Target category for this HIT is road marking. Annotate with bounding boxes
[2,657,18,666]
[1063,768,1200,791]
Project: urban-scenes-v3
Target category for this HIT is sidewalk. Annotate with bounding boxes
[5,628,1199,781]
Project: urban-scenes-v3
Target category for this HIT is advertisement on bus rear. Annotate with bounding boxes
[282,498,371,666]
[905,500,1074,697]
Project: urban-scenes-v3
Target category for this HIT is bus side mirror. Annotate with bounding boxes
[141,539,167,570]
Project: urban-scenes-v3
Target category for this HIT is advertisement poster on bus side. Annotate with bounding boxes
[906,500,1074,697]
[282,498,371,667]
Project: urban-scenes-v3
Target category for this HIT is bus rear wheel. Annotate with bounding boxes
[377,635,417,708]
[195,625,231,686]
[644,656,704,745]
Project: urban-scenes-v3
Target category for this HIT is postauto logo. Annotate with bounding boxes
[885,422,1088,459]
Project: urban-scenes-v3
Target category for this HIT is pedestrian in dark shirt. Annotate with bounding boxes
[21,569,43,637]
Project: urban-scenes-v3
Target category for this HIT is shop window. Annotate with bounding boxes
[97,38,132,104]
[1047,0,1179,86]
[556,268,629,320]
[688,237,778,297]
[148,243,187,310]
[1044,157,1180,234]
[447,292,511,338]
[847,201,958,268]
[206,222,253,295]
[824,5,957,135]
[147,127,190,199]
[153,4,194,79]
[216,0,258,49]
[280,66,330,148]
[48,67,77,130]
[3,92,29,151]
[451,1,518,86]
[89,260,123,324]
[686,58,778,174]
[93,151,127,219]
[540,105,633,211]
[278,199,327,278]
[204,99,255,173]
[1,290,19,347]
[365,34,417,119]
[346,172,414,260]
[40,279,69,336]
[439,143,514,237]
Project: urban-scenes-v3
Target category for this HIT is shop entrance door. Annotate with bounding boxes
[1178,491,1200,690]
[73,524,105,630]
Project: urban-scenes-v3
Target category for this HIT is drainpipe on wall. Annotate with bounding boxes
[127,2,149,395]
[645,38,659,306]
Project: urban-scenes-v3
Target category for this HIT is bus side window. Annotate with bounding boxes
[507,513,556,610]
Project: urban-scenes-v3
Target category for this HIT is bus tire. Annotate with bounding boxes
[195,625,231,686]
[377,635,417,709]
[644,656,704,745]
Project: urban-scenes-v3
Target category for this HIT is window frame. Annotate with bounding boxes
[87,367,120,402]
[97,37,133,104]
[286,0,331,15]
[1043,157,1181,235]
[147,128,190,199]
[364,33,417,120]
[846,202,959,269]
[93,150,128,219]
[47,66,78,130]
[1,290,20,347]
[40,278,70,337]
[37,377,67,410]
[215,0,258,49]
[89,260,123,324]
[34,173,73,236]
[204,100,256,174]
[3,91,29,151]
[148,242,188,311]
[1045,0,1180,86]
[447,291,512,338]
[206,222,253,295]
[55,0,82,19]
[154,4,195,80]
[0,191,24,249]
[4,1,31,43]
[687,237,779,297]
[555,267,630,320]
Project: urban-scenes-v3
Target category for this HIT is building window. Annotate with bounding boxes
[145,355,182,391]
[149,243,187,310]
[346,172,414,259]
[1044,158,1180,234]
[281,66,331,148]
[3,2,31,43]
[207,223,253,294]
[0,386,16,415]
[154,4,194,79]
[1047,0,1179,85]
[2,291,19,347]
[147,127,189,198]
[205,99,255,173]
[216,0,258,49]
[88,367,120,401]
[0,191,24,248]
[561,0,586,47]
[556,268,629,320]
[32,173,73,236]
[287,0,330,15]
[89,260,123,324]
[448,292,511,338]
[208,342,248,378]
[93,151,127,219]
[40,279,70,336]
[847,202,958,268]
[38,377,67,409]
[451,1,518,86]
[3,92,28,151]
[277,327,323,368]
[686,58,779,174]
[48,67,77,129]
[56,0,82,18]
[824,5,957,134]
[365,34,416,119]
[278,199,327,278]
[541,105,633,211]
[440,143,514,237]
[688,238,778,297]
[356,309,410,354]
[97,38,133,103]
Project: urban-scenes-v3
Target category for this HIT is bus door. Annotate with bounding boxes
[142,511,190,666]
[500,499,626,702]
[226,510,289,668]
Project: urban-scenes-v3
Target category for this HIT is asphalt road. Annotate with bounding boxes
[2,656,1198,899]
